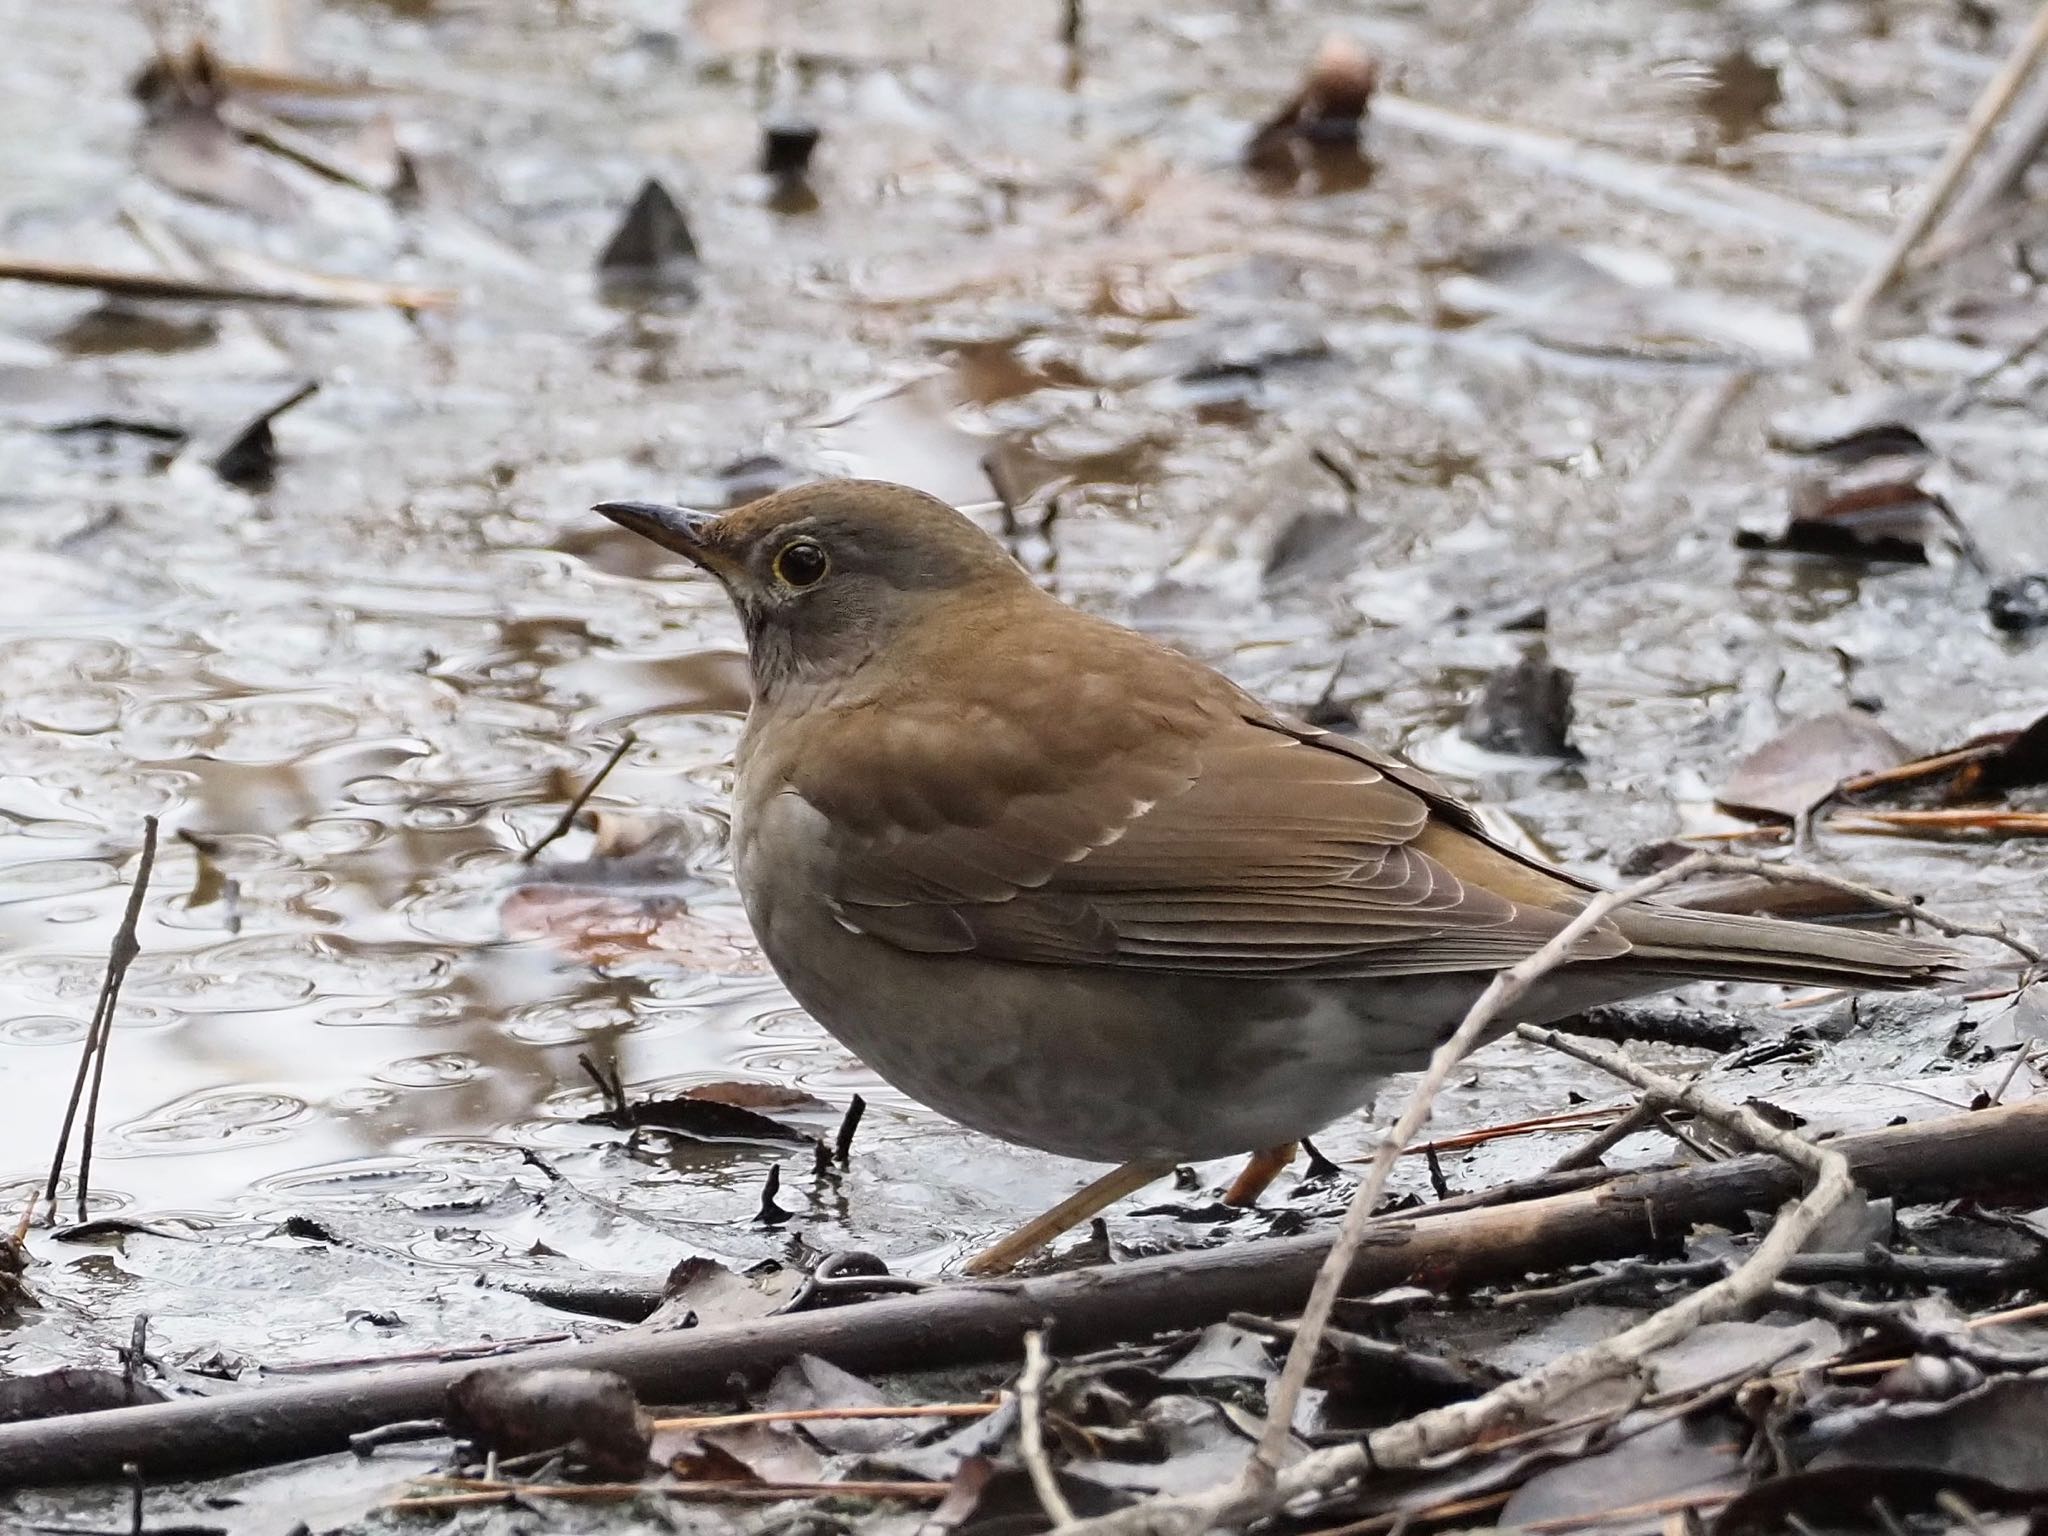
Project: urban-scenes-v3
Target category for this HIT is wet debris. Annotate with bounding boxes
[643,1256,799,1330]
[760,123,820,181]
[597,179,700,297]
[579,1065,818,1148]
[1715,709,1914,823]
[174,830,242,934]
[205,379,317,490]
[1736,454,1946,565]
[1988,571,2048,632]
[755,1164,794,1225]
[1765,389,1941,463]
[1694,45,1783,145]
[445,1365,652,1477]
[134,43,300,219]
[1459,643,1581,760]
[1246,34,1377,176]
[1436,243,1810,363]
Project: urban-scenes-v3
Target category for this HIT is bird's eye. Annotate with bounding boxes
[773,539,830,589]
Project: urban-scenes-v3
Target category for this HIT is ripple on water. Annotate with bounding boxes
[115,1088,309,1152]
[0,636,134,685]
[319,994,462,1029]
[373,1052,481,1089]
[252,1157,451,1203]
[11,684,126,735]
[502,995,639,1045]
[0,858,117,904]
[0,1014,88,1045]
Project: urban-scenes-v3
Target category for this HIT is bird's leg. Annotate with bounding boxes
[962,1158,1177,1275]
[1222,1142,1298,1207]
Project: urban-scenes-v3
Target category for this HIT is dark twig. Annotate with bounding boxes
[1771,1281,2048,1371]
[521,733,637,864]
[350,1419,448,1456]
[833,1094,866,1167]
[1543,1100,1659,1174]
[46,818,158,1224]
[756,1164,792,1225]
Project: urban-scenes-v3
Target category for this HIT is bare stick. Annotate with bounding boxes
[1019,1330,1075,1528]
[44,818,158,1224]
[1248,851,1746,1472]
[521,733,637,864]
[0,254,449,310]
[1833,1,2048,332]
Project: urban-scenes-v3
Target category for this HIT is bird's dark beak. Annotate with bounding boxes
[593,501,733,574]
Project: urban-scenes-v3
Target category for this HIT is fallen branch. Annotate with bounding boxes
[3,1095,2043,1486]
[521,732,637,863]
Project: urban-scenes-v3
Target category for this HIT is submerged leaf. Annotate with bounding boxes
[1716,710,1912,822]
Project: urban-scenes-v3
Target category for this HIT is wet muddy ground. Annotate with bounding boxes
[3,0,2047,1522]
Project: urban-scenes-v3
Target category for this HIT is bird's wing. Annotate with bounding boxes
[779,641,1626,977]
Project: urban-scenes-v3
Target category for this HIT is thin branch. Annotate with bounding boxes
[1833,1,2048,332]
[45,818,159,1224]
[1542,1100,1658,1174]
[521,732,637,864]
[1019,1330,1076,1528]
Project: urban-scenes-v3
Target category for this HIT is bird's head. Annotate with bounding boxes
[595,478,1030,699]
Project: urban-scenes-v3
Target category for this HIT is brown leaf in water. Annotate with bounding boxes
[1735,455,1939,565]
[1716,710,1913,822]
[500,887,769,973]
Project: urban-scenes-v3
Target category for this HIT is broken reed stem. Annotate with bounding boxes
[1020,1330,1077,1528]
[1833,0,2048,332]
[649,1402,994,1432]
[521,732,637,864]
[44,817,159,1224]
[1077,847,1945,1536]
[1248,851,1738,1474]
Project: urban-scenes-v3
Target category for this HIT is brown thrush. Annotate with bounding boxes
[594,480,1955,1271]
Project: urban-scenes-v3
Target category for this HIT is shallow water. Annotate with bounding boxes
[1,0,2044,1387]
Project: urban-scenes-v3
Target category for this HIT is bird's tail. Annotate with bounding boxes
[1609,903,1964,991]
